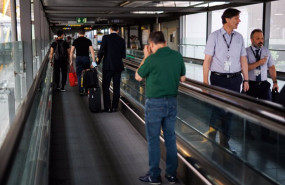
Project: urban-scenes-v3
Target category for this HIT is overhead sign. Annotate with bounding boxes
[76,18,87,23]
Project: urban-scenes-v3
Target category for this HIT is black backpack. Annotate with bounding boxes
[54,40,67,61]
[83,68,99,88]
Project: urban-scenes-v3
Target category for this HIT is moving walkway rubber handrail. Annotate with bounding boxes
[0,54,49,184]
[123,59,285,136]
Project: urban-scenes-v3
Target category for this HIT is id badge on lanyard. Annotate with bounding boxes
[254,69,261,76]
[223,34,233,72]
[224,53,231,71]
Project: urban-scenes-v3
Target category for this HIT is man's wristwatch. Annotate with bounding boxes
[243,80,249,83]
[273,80,277,84]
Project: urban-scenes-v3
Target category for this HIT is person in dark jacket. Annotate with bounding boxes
[97,24,126,112]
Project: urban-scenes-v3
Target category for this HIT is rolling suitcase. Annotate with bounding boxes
[88,87,101,113]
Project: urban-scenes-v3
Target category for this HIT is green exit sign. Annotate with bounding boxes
[76,18,87,23]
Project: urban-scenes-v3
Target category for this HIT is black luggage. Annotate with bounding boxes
[83,68,99,88]
[89,87,101,112]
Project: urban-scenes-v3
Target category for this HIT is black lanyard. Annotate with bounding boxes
[222,34,233,52]
[250,46,261,57]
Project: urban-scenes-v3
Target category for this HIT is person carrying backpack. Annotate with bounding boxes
[49,30,70,91]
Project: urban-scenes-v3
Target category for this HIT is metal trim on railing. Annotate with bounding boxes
[0,53,49,184]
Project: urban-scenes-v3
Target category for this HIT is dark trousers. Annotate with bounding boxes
[209,74,242,144]
[54,60,68,88]
[75,56,90,92]
[246,80,271,140]
[102,70,121,109]
[246,81,271,100]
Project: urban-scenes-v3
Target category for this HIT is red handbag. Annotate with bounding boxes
[69,66,78,86]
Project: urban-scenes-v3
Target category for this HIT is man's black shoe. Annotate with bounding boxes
[105,108,112,113]
[165,174,177,184]
[112,108,117,112]
[139,174,161,184]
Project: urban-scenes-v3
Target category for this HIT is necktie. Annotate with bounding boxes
[255,49,261,82]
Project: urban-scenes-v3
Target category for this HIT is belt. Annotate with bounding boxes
[211,71,241,78]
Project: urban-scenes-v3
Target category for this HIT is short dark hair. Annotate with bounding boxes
[221,8,241,24]
[57,30,64,37]
[148,31,165,44]
[250,29,263,39]
[111,24,119,31]
[78,27,85,35]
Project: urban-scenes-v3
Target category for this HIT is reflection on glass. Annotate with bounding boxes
[6,64,52,185]
[0,41,24,148]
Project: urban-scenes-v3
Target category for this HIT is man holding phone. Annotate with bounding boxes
[135,31,186,184]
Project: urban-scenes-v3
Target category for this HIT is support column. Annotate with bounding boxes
[150,23,154,32]
[10,0,21,103]
[206,11,212,41]
[20,0,33,91]
[41,9,45,59]
[263,2,271,48]
[179,16,183,53]
[138,25,142,50]
[10,0,17,42]
[34,0,42,63]
[127,26,130,49]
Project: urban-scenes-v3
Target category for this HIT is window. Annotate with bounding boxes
[269,1,285,72]
[0,0,12,43]
[211,3,263,47]
[181,12,207,59]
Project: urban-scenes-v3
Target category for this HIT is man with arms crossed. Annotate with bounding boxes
[136,31,186,184]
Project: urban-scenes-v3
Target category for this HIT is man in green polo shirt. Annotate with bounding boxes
[135,31,186,184]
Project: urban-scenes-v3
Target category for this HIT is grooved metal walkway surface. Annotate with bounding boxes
[49,85,171,185]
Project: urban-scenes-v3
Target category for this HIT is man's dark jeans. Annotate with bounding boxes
[145,97,178,178]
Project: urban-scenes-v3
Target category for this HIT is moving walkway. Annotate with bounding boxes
[0,50,284,185]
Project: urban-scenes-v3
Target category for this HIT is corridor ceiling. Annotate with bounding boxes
[42,0,272,29]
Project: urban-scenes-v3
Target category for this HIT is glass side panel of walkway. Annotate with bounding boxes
[119,65,285,185]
